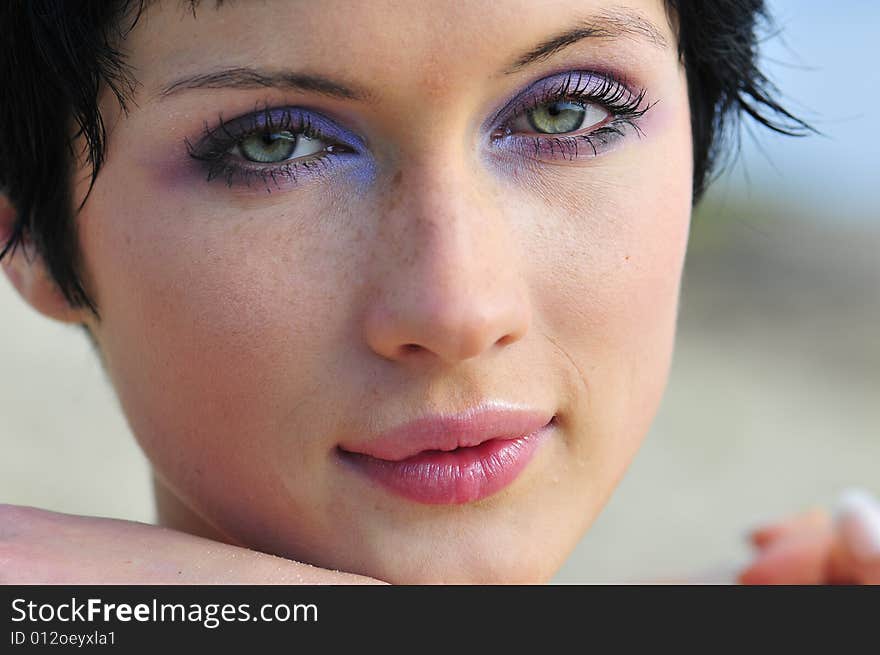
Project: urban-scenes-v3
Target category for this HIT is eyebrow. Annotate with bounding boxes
[504,8,670,73]
[157,67,373,101]
[156,7,669,100]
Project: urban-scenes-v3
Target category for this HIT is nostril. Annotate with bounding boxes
[402,343,423,353]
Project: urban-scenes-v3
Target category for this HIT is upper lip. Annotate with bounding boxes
[338,402,555,462]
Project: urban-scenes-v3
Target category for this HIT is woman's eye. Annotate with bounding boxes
[512,100,610,135]
[233,130,326,164]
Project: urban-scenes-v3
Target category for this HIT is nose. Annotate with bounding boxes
[362,164,532,365]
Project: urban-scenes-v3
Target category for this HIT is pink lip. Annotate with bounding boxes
[337,405,555,504]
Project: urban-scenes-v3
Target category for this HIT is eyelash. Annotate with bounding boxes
[492,71,653,161]
[185,107,355,191]
[186,71,654,191]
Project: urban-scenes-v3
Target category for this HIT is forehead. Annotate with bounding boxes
[128,0,675,104]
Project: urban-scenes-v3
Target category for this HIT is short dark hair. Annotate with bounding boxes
[0,0,812,318]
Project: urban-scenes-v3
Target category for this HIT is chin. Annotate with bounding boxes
[332,529,569,585]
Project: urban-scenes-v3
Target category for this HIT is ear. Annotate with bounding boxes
[1,193,86,324]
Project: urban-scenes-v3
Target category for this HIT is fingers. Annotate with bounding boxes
[739,490,880,585]
[835,489,880,561]
[738,526,835,585]
[833,488,880,584]
[748,507,831,550]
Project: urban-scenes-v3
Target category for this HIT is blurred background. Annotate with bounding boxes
[1,0,877,582]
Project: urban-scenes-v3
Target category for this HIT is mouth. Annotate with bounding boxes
[336,406,557,505]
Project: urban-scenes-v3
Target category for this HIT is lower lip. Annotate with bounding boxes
[338,421,554,505]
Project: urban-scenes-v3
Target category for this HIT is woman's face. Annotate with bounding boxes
[72,0,692,582]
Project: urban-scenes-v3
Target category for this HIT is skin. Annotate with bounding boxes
[2,0,875,584]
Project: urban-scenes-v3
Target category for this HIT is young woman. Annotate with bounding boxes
[1,0,877,584]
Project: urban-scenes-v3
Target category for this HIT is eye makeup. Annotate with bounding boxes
[489,70,654,162]
[185,105,363,192]
[185,69,655,192]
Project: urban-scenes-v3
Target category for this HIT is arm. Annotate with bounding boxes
[0,504,385,584]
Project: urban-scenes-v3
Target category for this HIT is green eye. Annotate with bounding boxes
[527,101,587,134]
[239,131,298,163]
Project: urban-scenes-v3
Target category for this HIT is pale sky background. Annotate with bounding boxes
[718,0,879,222]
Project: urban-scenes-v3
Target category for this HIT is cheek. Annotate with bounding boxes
[77,177,361,513]
[526,99,693,484]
